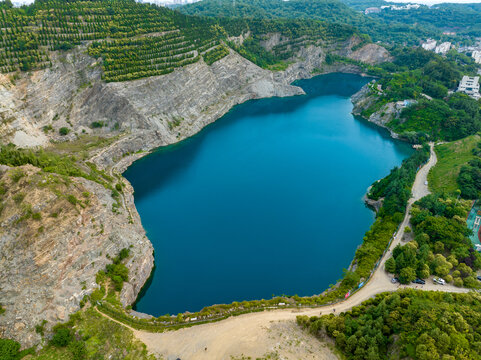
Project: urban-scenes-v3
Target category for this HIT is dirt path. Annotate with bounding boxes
[128,143,470,360]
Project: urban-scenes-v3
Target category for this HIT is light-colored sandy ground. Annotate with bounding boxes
[124,144,470,360]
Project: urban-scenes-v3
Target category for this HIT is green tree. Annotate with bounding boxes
[0,339,20,360]
[385,257,396,273]
[399,267,416,284]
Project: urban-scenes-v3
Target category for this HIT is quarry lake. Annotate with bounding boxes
[124,73,413,316]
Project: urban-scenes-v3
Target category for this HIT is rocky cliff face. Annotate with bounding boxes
[351,83,407,139]
[0,38,390,346]
[0,164,153,346]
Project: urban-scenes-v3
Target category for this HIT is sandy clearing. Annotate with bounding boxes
[128,143,472,360]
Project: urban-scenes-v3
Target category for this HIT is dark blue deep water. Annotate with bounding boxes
[124,73,413,316]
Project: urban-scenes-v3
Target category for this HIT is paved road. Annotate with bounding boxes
[127,143,468,360]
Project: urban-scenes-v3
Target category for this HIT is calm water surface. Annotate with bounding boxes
[124,73,413,316]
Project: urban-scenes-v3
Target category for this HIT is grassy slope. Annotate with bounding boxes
[31,308,154,360]
[428,134,480,194]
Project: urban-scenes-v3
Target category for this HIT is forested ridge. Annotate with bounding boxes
[182,0,481,44]
[0,0,358,81]
[181,0,445,45]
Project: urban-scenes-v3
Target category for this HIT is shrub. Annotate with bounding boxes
[59,127,70,136]
[13,193,25,204]
[32,212,42,220]
[385,257,396,273]
[453,277,464,287]
[0,339,21,360]
[69,340,87,360]
[10,169,24,183]
[67,195,78,205]
[51,326,73,347]
[90,121,104,129]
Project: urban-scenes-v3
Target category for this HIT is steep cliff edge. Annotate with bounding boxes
[351,82,410,139]
[0,39,390,346]
[0,164,153,346]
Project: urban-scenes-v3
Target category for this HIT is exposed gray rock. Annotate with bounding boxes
[0,165,153,347]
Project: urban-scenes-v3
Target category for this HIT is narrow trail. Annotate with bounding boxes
[102,143,470,360]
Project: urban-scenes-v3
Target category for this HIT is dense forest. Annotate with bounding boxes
[384,194,481,287]
[458,141,481,199]
[367,2,481,38]
[298,290,481,360]
[180,0,439,44]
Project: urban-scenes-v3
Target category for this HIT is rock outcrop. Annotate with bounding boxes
[351,82,412,139]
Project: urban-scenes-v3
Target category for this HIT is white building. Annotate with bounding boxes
[422,39,437,51]
[365,7,381,14]
[136,0,200,6]
[458,76,481,100]
[435,42,452,55]
[472,50,481,64]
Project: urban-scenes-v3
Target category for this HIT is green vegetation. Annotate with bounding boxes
[457,141,481,199]
[182,0,481,44]
[0,0,229,79]
[0,144,113,188]
[59,127,71,136]
[104,248,130,291]
[25,308,154,360]
[357,48,481,142]
[203,44,230,65]
[385,194,481,287]
[180,0,439,45]
[0,0,362,81]
[366,2,481,39]
[428,135,480,195]
[298,290,481,360]
[391,95,481,142]
[0,338,34,359]
[369,146,430,218]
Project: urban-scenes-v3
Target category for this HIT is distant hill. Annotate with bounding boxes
[179,0,438,44]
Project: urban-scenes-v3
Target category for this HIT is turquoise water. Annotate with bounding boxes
[466,203,481,247]
[124,73,413,316]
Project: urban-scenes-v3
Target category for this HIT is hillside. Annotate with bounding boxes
[179,0,439,44]
[0,0,360,81]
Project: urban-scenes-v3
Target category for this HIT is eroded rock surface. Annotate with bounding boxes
[0,165,152,346]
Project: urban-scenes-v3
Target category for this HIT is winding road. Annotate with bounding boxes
[113,143,470,359]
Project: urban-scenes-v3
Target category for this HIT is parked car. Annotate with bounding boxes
[424,180,428,186]
[433,277,445,285]
[412,278,425,285]
[391,277,399,284]
[477,276,481,281]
